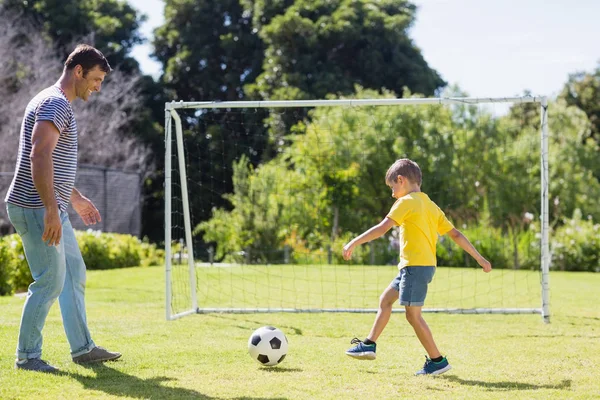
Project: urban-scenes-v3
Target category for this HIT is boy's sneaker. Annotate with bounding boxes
[73,346,121,364]
[415,356,452,376]
[345,338,376,360]
[15,358,60,373]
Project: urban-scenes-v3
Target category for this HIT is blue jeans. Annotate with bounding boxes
[6,203,95,359]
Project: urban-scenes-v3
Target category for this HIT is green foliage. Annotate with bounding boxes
[75,230,141,270]
[552,209,600,272]
[0,231,164,295]
[153,1,445,249]
[1,0,145,70]
[197,88,597,271]
[0,235,31,294]
[246,0,444,101]
[0,243,13,295]
[436,222,540,270]
[75,231,165,270]
[154,0,264,102]
[561,62,600,141]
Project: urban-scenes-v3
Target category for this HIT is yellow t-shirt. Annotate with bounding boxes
[387,192,454,269]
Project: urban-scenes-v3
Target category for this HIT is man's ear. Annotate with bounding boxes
[74,65,83,78]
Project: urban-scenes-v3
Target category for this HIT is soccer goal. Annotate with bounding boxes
[164,96,550,323]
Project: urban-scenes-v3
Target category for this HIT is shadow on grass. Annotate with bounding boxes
[507,334,600,339]
[441,375,571,391]
[211,314,303,336]
[70,363,287,400]
[259,366,303,373]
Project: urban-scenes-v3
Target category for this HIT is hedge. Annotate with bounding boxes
[0,230,164,296]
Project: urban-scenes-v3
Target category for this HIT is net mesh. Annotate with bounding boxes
[167,100,543,316]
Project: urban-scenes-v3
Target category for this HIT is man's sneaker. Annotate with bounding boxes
[415,356,452,376]
[15,358,60,373]
[73,346,122,364]
[345,338,376,360]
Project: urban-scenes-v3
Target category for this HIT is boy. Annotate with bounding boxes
[342,159,492,375]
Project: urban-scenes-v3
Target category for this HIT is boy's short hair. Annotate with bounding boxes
[64,44,112,76]
[386,159,422,186]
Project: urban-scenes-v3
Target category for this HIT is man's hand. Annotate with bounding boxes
[42,209,62,246]
[342,242,355,260]
[478,258,492,273]
[72,194,101,226]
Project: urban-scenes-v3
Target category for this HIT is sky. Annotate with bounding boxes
[128,0,599,99]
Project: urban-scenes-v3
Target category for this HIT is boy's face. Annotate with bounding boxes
[387,176,405,199]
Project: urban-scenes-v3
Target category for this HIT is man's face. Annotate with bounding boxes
[75,65,106,101]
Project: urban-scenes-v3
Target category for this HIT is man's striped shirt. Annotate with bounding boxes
[5,85,78,212]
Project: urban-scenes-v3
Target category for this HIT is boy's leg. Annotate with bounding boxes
[346,277,399,360]
[7,205,66,362]
[405,306,441,359]
[366,285,399,342]
[399,266,451,375]
[57,215,96,358]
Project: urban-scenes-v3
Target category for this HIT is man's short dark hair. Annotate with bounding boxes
[64,44,112,76]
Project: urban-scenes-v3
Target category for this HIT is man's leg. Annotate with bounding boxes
[58,216,121,364]
[7,205,66,361]
[58,215,95,357]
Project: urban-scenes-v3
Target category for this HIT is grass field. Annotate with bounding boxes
[0,265,598,399]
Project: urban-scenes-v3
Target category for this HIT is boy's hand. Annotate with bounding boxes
[478,258,492,273]
[342,242,355,260]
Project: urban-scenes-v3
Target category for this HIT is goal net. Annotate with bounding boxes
[164,96,550,322]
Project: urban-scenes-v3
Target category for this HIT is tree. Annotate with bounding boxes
[153,0,447,251]
[154,0,264,102]
[1,0,171,242]
[561,63,600,142]
[245,0,445,101]
[0,0,145,71]
[0,12,151,182]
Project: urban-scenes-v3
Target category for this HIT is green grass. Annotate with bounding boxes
[0,266,599,399]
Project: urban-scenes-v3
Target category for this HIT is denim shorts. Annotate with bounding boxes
[390,266,436,306]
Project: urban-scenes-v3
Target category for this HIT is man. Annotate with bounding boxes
[5,44,121,373]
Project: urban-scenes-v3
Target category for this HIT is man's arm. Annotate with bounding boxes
[30,120,61,245]
[342,217,396,260]
[447,228,492,272]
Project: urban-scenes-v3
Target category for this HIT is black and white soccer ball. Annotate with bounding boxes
[247,326,288,366]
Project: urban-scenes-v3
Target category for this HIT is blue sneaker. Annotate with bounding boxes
[415,356,452,375]
[345,338,376,360]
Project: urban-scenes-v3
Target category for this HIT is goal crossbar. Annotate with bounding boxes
[165,96,543,110]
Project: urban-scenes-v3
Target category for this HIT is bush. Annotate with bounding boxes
[552,209,600,272]
[0,241,14,295]
[0,235,31,293]
[437,222,539,270]
[0,230,164,295]
[76,230,141,270]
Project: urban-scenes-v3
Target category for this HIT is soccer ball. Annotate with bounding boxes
[247,326,288,366]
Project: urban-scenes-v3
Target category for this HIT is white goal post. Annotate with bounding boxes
[164,96,550,323]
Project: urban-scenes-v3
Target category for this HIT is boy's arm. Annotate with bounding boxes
[342,217,396,260]
[447,228,492,272]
